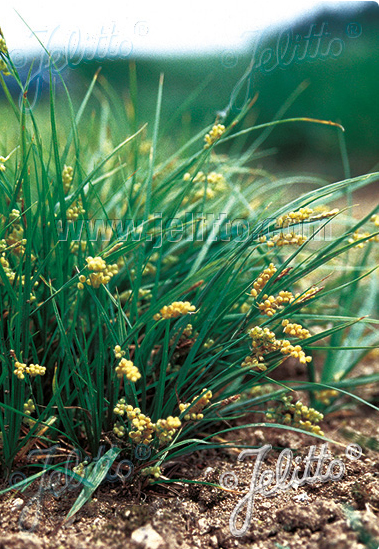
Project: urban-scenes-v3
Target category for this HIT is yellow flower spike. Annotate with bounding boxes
[243,325,311,370]
[141,465,161,479]
[66,199,85,222]
[310,207,339,221]
[125,407,155,444]
[114,345,125,360]
[193,171,206,183]
[315,389,338,405]
[113,423,126,437]
[154,300,196,321]
[23,399,36,427]
[0,37,8,54]
[62,165,74,193]
[257,290,294,317]
[266,395,323,435]
[0,58,10,76]
[282,320,311,339]
[115,358,141,382]
[78,256,119,290]
[179,389,212,422]
[204,124,225,148]
[154,416,181,444]
[250,263,277,298]
[294,286,321,303]
[13,358,46,380]
[275,207,314,228]
[348,229,379,248]
[266,231,307,247]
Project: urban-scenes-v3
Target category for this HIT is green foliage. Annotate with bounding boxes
[0,36,378,493]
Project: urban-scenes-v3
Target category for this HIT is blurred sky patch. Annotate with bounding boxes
[3,0,344,59]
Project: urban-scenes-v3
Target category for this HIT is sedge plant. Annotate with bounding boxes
[0,30,378,508]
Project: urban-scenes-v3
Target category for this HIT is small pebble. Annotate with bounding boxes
[131,523,165,549]
[198,517,210,534]
[11,498,23,510]
[293,493,310,502]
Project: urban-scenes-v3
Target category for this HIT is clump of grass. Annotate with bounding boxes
[0,30,378,500]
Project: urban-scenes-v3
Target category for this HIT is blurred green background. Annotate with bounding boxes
[74,2,379,182]
[1,2,379,185]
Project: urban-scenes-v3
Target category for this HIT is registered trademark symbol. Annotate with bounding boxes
[346,23,362,38]
[219,471,239,490]
[135,443,152,460]
[345,443,362,460]
[221,50,238,69]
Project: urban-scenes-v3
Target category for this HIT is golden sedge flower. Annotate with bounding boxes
[272,207,339,242]
[0,37,8,54]
[115,358,141,382]
[154,416,181,444]
[241,355,266,371]
[188,171,226,201]
[240,302,251,314]
[114,345,125,360]
[120,287,152,304]
[13,360,46,380]
[127,407,155,444]
[267,395,324,436]
[250,263,277,298]
[169,323,195,347]
[247,385,274,398]
[154,301,196,321]
[139,140,152,155]
[143,262,156,276]
[276,207,314,228]
[23,399,36,427]
[203,338,215,350]
[315,389,338,405]
[207,171,226,190]
[294,286,321,303]
[66,199,85,222]
[179,389,212,421]
[310,207,339,220]
[73,461,88,477]
[0,155,9,172]
[266,231,307,248]
[113,398,128,416]
[141,465,161,479]
[348,230,379,248]
[243,325,311,369]
[204,124,225,148]
[78,256,119,289]
[3,209,27,257]
[62,165,74,193]
[27,363,46,376]
[282,319,311,339]
[14,361,26,380]
[280,341,312,364]
[242,326,279,370]
[113,422,126,437]
[194,187,215,200]
[0,59,10,76]
[257,291,294,316]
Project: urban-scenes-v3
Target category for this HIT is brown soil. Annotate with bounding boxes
[1,401,379,549]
